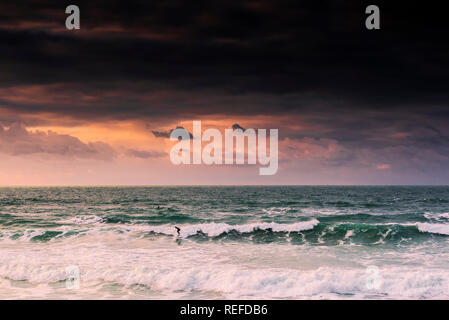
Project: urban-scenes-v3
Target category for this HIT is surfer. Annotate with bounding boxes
[174,226,182,245]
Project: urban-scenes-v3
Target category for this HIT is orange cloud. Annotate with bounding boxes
[0,123,115,160]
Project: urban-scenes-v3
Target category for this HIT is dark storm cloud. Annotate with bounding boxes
[151,130,171,138]
[232,124,246,131]
[152,127,193,139]
[1,0,448,115]
[1,0,449,175]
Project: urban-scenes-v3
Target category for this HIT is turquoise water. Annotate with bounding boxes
[1,186,448,299]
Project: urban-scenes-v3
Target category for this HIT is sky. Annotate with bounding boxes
[0,0,448,185]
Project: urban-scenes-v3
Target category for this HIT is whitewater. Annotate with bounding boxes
[0,186,448,299]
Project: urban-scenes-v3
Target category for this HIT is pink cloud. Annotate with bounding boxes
[0,123,116,160]
[279,137,347,161]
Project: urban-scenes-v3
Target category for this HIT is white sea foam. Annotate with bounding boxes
[417,223,449,236]
[344,230,354,239]
[262,207,292,215]
[22,230,46,241]
[58,215,104,225]
[1,231,448,299]
[145,220,320,238]
[0,220,320,243]
[1,258,448,299]
[5,220,449,244]
[424,212,449,221]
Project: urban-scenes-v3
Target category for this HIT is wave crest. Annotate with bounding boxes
[147,220,320,238]
[417,223,449,236]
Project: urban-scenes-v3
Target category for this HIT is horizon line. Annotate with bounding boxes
[0,184,448,187]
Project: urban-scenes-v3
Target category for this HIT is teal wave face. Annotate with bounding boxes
[1,186,449,246]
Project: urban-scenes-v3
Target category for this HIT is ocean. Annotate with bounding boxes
[0,186,448,299]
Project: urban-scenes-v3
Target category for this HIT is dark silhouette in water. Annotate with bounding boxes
[174,226,182,245]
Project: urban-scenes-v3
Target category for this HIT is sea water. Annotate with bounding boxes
[0,186,448,299]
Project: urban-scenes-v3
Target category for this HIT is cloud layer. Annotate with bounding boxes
[0,1,448,184]
[0,123,116,160]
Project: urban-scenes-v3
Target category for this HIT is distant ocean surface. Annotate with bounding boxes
[1,186,449,299]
